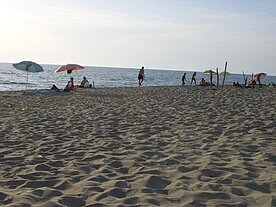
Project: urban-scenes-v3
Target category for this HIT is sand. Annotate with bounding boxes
[0,86,275,207]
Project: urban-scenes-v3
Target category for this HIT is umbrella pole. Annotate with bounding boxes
[216,68,219,87]
[242,71,247,86]
[210,72,213,86]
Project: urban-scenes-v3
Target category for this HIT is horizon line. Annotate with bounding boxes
[0,61,275,76]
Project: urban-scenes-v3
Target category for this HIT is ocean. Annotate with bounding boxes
[0,62,275,91]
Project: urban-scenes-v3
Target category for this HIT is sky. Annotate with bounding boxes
[0,0,275,75]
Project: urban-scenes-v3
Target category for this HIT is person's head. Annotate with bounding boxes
[184,73,186,75]
[70,77,74,81]
[83,77,86,80]
[142,66,144,69]
[201,78,204,81]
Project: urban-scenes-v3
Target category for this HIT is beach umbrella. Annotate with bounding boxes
[203,70,217,75]
[55,64,84,74]
[13,61,43,84]
[219,71,231,76]
[253,72,267,81]
[203,70,217,85]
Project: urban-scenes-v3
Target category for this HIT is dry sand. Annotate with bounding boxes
[0,86,275,207]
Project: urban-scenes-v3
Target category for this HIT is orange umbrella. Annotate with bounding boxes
[55,64,84,74]
[253,72,267,81]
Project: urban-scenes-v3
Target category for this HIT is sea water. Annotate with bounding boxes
[0,62,275,91]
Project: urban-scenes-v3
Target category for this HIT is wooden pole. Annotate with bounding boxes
[222,61,227,88]
[26,71,29,89]
[216,68,219,87]
[210,72,213,86]
[251,73,254,88]
[242,71,247,86]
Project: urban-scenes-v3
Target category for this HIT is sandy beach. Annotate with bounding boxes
[0,86,275,207]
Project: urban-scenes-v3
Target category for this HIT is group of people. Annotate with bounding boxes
[182,72,197,85]
[51,76,92,92]
[181,72,213,86]
[233,76,266,88]
[53,67,270,90]
[233,80,260,88]
[140,69,217,87]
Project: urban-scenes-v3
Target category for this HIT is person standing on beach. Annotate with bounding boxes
[182,73,187,85]
[138,66,145,87]
[190,72,197,85]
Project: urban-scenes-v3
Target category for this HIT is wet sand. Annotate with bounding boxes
[0,86,275,206]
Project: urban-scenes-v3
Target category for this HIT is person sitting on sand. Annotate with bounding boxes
[249,80,256,87]
[256,76,261,86]
[64,81,72,92]
[51,84,60,91]
[246,80,256,88]
[268,82,276,87]
[200,78,206,86]
[236,82,242,87]
[79,76,92,88]
[64,77,75,92]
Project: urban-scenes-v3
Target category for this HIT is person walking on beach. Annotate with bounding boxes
[138,66,145,87]
[182,73,187,85]
[190,72,197,85]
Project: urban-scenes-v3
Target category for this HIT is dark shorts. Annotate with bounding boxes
[138,74,143,80]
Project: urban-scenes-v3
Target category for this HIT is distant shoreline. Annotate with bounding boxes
[0,84,275,94]
[1,62,275,76]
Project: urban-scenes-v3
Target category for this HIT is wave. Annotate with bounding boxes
[0,81,33,85]
[0,72,17,75]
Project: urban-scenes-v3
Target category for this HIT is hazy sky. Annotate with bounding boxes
[0,0,275,74]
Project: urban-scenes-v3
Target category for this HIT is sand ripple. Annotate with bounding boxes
[0,86,275,206]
